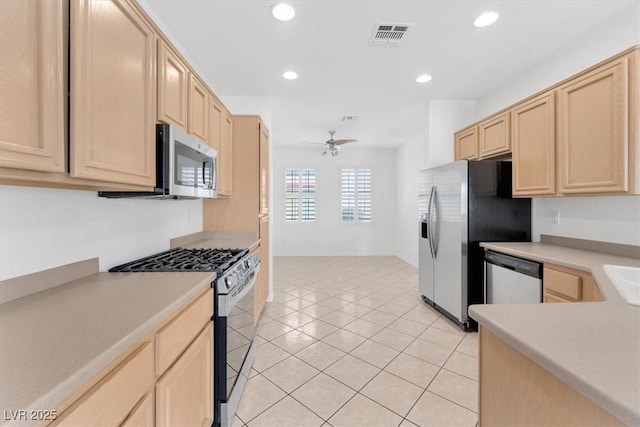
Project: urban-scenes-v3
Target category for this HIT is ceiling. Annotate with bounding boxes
[142,0,636,148]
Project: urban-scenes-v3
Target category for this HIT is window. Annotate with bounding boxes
[285,168,316,222]
[341,169,371,222]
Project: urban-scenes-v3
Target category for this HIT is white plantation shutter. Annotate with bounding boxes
[341,168,372,222]
[285,168,316,222]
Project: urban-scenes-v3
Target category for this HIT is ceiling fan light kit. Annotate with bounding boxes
[303,130,357,157]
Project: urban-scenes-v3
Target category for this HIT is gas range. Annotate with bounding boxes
[109,245,260,427]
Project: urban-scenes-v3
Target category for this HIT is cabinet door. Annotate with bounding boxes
[0,0,65,173]
[52,342,154,426]
[188,75,209,144]
[220,110,233,196]
[255,216,269,321]
[511,91,556,196]
[209,96,222,153]
[70,0,156,187]
[158,40,188,129]
[156,323,213,427]
[259,123,270,215]
[121,392,154,427]
[454,127,478,160]
[558,56,629,194]
[479,112,510,158]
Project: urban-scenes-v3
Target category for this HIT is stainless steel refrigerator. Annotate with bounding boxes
[418,160,531,330]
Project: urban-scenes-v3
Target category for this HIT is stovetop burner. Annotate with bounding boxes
[109,248,249,274]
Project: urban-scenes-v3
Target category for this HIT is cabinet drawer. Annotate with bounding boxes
[52,342,153,426]
[155,288,213,375]
[544,267,582,300]
[544,292,573,303]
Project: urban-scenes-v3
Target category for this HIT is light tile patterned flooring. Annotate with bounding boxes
[233,256,479,427]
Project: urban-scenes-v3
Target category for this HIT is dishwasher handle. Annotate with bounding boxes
[484,250,542,279]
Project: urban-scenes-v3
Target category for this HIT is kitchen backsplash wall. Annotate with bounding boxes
[272,145,396,257]
[532,196,640,246]
[0,185,202,281]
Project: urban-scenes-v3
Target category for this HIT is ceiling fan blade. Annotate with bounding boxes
[333,139,357,146]
[301,141,325,145]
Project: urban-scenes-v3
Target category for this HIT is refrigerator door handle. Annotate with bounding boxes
[427,186,436,259]
[433,186,440,258]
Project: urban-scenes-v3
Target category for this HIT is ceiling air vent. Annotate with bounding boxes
[342,115,358,122]
[370,22,413,47]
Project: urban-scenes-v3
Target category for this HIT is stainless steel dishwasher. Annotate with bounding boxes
[484,250,542,304]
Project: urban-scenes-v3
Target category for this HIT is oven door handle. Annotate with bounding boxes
[218,263,261,316]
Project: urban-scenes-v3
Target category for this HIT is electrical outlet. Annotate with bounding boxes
[552,211,560,225]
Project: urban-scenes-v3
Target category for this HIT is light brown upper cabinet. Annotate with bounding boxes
[454,127,479,160]
[157,40,189,129]
[0,0,66,173]
[188,76,209,144]
[259,123,270,216]
[209,97,232,196]
[479,112,511,158]
[220,110,233,196]
[558,55,630,194]
[70,0,157,187]
[511,91,557,196]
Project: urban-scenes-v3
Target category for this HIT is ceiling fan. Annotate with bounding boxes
[303,130,357,156]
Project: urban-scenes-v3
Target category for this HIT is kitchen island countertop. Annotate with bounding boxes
[470,242,640,426]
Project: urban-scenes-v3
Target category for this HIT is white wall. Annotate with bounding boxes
[220,96,273,131]
[477,4,640,118]
[476,4,640,246]
[0,186,202,280]
[428,100,477,168]
[395,101,477,267]
[272,145,396,256]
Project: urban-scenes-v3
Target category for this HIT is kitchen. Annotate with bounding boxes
[1,0,640,426]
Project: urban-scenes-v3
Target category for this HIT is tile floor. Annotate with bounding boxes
[233,256,479,427]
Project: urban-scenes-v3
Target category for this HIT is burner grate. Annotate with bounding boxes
[109,248,249,273]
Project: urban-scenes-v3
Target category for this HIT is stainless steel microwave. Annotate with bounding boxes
[99,124,217,199]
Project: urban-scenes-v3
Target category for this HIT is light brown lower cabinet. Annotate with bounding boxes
[121,393,154,427]
[255,215,270,322]
[479,327,623,426]
[51,342,154,426]
[48,288,213,426]
[156,322,213,427]
[543,263,601,303]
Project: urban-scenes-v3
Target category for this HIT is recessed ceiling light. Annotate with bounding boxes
[283,71,298,80]
[272,3,295,21]
[473,11,499,28]
[416,74,432,83]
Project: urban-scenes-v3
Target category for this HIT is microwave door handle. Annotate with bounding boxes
[203,160,214,189]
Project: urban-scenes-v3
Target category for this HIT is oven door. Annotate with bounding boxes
[215,264,259,427]
[169,125,217,199]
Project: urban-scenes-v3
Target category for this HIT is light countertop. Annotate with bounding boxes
[469,242,640,426]
[171,231,260,252]
[0,268,213,427]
